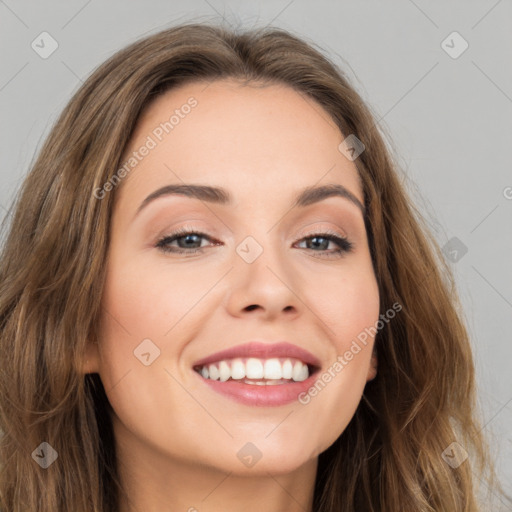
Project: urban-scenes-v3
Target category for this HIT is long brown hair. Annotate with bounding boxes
[0,22,506,511]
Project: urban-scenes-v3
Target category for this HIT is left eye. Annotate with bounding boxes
[155,230,353,257]
[295,233,353,255]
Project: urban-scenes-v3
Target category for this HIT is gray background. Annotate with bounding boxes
[1,0,511,505]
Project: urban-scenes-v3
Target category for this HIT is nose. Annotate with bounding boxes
[224,241,301,321]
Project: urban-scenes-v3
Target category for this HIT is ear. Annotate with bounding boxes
[79,339,101,375]
[366,347,378,381]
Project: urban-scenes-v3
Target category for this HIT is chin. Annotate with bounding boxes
[194,440,320,476]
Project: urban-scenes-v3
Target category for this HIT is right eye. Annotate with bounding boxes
[155,228,218,255]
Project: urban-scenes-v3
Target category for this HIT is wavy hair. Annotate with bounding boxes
[0,21,506,511]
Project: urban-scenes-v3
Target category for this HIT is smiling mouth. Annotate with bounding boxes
[193,357,319,385]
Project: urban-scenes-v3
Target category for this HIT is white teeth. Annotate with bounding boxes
[198,357,311,382]
[263,358,282,380]
[292,360,308,382]
[219,361,230,382]
[282,359,293,379]
[246,358,264,379]
[231,359,246,380]
[208,364,220,381]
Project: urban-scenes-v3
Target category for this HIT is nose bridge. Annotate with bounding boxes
[235,216,290,275]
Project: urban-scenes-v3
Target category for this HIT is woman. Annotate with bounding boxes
[0,22,505,511]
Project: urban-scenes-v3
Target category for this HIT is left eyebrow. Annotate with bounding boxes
[293,183,365,213]
[133,182,365,220]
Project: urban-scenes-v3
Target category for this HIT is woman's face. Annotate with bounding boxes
[85,79,379,477]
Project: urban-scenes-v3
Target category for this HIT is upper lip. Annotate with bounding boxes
[192,341,322,369]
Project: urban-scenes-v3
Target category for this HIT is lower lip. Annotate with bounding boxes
[194,371,317,406]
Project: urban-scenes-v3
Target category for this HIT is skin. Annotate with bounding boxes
[83,79,380,512]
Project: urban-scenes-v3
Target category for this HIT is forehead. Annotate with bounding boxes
[116,79,363,209]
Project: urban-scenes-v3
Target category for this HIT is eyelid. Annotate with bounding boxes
[296,226,347,239]
[292,221,351,246]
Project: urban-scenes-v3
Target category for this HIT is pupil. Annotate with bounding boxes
[182,234,200,248]
[310,237,328,250]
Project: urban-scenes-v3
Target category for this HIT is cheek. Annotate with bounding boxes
[330,277,379,347]
[100,254,212,340]
[293,260,379,445]
[96,248,226,394]
[95,256,209,450]
[304,257,380,345]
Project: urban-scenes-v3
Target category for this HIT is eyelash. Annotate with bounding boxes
[155,227,353,259]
